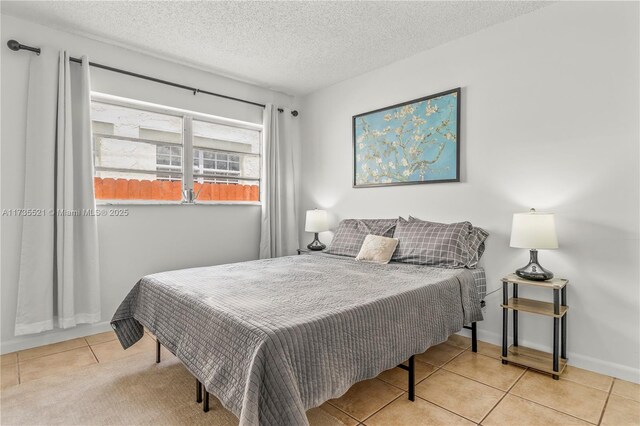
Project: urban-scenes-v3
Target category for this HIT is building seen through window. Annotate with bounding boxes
[91,96,261,202]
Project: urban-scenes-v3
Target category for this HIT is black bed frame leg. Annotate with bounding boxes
[471,322,477,353]
[408,355,415,401]
[196,379,202,403]
[203,389,210,412]
[156,339,161,363]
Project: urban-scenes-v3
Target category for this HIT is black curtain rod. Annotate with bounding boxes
[7,39,298,117]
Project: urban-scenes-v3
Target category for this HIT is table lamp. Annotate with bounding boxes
[510,208,558,281]
[305,209,329,251]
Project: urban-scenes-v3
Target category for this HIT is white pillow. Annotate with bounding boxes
[355,234,399,264]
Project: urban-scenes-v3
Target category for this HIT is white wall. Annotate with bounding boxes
[299,2,639,382]
[0,15,294,352]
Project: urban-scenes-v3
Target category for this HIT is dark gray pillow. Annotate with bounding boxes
[393,219,488,268]
[467,226,489,267]
[327,219,398,258]
[407,216,488,267]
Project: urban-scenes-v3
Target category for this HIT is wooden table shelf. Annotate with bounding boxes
[502,345,567,375]
[502,273,568,289]
[501,275,569,380]
[501,297,568,318]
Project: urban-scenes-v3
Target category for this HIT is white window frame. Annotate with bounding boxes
[91,92,262,205]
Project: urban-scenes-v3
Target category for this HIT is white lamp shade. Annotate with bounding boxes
[510,209,558,249]
[305,209,329,233]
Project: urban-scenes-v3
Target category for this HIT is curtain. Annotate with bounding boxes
[14,49,58,335]
[15,51,100,335]
[259,105,298,258]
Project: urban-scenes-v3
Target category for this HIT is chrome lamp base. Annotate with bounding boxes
[307,233,326,251]
[516,249,553,281]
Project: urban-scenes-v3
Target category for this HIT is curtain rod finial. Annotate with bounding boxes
[7,40,20,51]
[7,39,41,55]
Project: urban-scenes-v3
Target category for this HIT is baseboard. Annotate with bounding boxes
[457,328,640,383]
[1,321,114,354]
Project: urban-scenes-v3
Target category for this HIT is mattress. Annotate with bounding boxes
[112,254,484,426]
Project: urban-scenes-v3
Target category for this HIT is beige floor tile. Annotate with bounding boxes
[308,403,359,426]
[612,378,640,402]
[19,346,97,383]
[446,334,472,349]
[18,337,87,361]
[415,343,464,367]
[160,344,176,360]
[85,331,118,346]
[365,396,474,426]
[329,378,403,421]
[561,365,613,391]
[91,335,156,363]
[443,351,525,391]
[416,369,504,423]
[510,370,608,423]
[476,341,502,360]
[1,362,19,388]
[376,360,436,390]
[601,394,640,426]
[1,352,18,366]
[482,394,590,425]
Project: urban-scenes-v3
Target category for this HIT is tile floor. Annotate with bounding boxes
[1,333,639,425]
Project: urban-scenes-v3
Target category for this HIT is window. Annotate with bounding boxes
[91,94,262,202]
[191,119,260,195]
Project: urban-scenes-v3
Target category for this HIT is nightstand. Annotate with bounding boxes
[297,248,325,255]
[501,273,569,379]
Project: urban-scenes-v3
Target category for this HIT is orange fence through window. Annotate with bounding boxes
[94,177,259,201]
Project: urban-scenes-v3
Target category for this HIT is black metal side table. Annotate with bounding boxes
[500,273,569,379]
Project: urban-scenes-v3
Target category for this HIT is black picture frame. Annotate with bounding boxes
[352,87,461,188]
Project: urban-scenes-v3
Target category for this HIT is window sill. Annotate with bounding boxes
[96,200,261,206]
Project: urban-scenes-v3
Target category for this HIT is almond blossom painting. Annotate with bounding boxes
[353,88,460,187]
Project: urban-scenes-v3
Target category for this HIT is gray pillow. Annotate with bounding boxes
[393,218,489,268]
[408,216,488,267]
[327,219,398,258]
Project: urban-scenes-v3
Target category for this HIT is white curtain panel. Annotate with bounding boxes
[259,105,298,258]
[14,49,58,335]
[15,52,100,335]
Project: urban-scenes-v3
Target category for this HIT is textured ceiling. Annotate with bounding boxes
[1,1,550,95]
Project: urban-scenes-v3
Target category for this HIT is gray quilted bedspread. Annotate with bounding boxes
[111,254,483,426]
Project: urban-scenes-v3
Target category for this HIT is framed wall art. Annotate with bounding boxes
[352,87,460,188]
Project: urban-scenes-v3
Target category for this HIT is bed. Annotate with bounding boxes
[111,253,485,426]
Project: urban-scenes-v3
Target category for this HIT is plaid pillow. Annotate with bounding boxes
[407,216,488,267]
[327,219,398,257]
[467,227,489,267]
[393,219,488,268]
